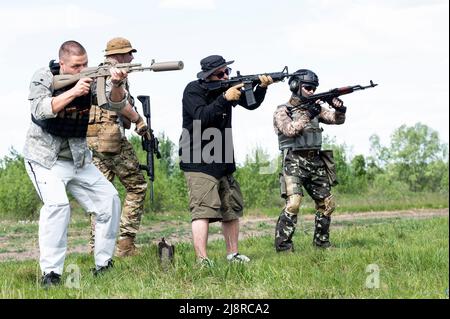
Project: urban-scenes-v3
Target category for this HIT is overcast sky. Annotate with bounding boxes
[0,0,448,164]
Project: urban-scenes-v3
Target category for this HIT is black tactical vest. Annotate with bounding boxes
[278,104,323,150]
[31,61,92,138]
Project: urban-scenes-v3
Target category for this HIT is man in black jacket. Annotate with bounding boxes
[179,55,273,265]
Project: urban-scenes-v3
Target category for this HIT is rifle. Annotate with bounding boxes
[203,66,307,107]
[137,95,161,203]
[300,80,378,106]
[53,60,184,107]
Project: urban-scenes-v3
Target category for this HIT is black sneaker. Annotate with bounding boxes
[41,271,61,287]
[92,259,114,276]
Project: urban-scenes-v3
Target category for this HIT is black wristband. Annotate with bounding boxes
[337,106,347,114]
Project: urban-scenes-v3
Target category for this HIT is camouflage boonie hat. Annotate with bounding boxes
[104,37,137,56]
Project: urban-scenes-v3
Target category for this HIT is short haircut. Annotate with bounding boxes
[58,40,87,60]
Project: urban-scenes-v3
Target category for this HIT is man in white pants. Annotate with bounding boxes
[24,40,129,287]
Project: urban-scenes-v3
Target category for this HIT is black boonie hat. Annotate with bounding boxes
[196,55,234,80]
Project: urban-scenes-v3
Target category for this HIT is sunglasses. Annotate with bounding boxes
[303,85,317,92]
[212,67,231,79]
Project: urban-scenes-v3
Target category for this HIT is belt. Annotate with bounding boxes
[292,149,320,159]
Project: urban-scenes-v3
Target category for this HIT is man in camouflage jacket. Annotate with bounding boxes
[273,69,346,251]
[87,37,148,257]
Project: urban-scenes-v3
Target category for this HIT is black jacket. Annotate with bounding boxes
[179,80,267,179]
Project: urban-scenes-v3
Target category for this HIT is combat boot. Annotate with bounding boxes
[41,271,61,288]
[274,210,297,252]
[313,212,331,248]
[116,236,138,257]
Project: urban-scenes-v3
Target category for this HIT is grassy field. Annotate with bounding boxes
[248,191,449,217]
[0,216,448,299]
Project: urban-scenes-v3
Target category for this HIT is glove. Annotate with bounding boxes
[134,115,148,136]
[306,103,321,119]
[330,97,343,108]
[258,75,274,88]
[224,83,244,101]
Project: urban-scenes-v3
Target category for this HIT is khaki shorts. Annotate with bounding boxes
[184,172,244,222]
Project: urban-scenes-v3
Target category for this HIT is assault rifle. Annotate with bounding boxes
[300,80,378,106]
[53,60,184,107]
[203,66,307,107]
[137,95,161,203]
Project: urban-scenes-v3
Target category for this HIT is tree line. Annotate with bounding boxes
[0,122,448,219]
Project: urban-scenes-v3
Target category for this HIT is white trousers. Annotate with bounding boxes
[25,159,121,275]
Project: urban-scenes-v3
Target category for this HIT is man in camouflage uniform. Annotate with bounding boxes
[87,37,148,257]
[273,69,347,251]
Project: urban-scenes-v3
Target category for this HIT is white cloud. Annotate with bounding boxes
[159,0,216,10]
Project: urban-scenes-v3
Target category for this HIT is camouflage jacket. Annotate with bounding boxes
[23,66,128,169]
[273,96,346,137]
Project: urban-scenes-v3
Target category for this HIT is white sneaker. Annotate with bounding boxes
[227,253,250,263]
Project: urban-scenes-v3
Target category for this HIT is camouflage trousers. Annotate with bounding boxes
[275,149,335,251]
[87,137,147,245]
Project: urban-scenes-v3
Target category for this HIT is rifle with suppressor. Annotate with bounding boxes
[202,66,307,107]
[53,60,184,107]
[137,95,161,203]
[300,80,378,107]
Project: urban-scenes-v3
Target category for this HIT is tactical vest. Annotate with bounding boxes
[86,60,132,154]
[88,61,133,128]
[278,104,323,150]
[31,61,92,138]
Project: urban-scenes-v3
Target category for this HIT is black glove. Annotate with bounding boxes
[336,106,347,114]
[306,103,321,119]
[329,97,347,113]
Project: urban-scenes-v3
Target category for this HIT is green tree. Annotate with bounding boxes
[351,155,366,178]
[371,123,448,192]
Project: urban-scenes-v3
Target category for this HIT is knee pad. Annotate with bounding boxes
[315,194,336,216]
[323,195,336,216]
[285,194,302,215]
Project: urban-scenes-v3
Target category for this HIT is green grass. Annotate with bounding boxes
[0,217,447,299]
[246,191,449,218]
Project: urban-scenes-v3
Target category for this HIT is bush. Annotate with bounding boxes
[1,123,448,220]
[0,150,41,219]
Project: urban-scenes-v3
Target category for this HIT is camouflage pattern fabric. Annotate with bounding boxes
[275,150,334,250]
[273,95,345,250]
[273,96,346,138]
[274,210,297,252]
[88,137,147,246]
[313,212,331,248]
[283,150,331,200]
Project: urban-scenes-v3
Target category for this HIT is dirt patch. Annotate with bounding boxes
[0,208,447,262]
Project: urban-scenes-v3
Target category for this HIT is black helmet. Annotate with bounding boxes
[288,69,319,93]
